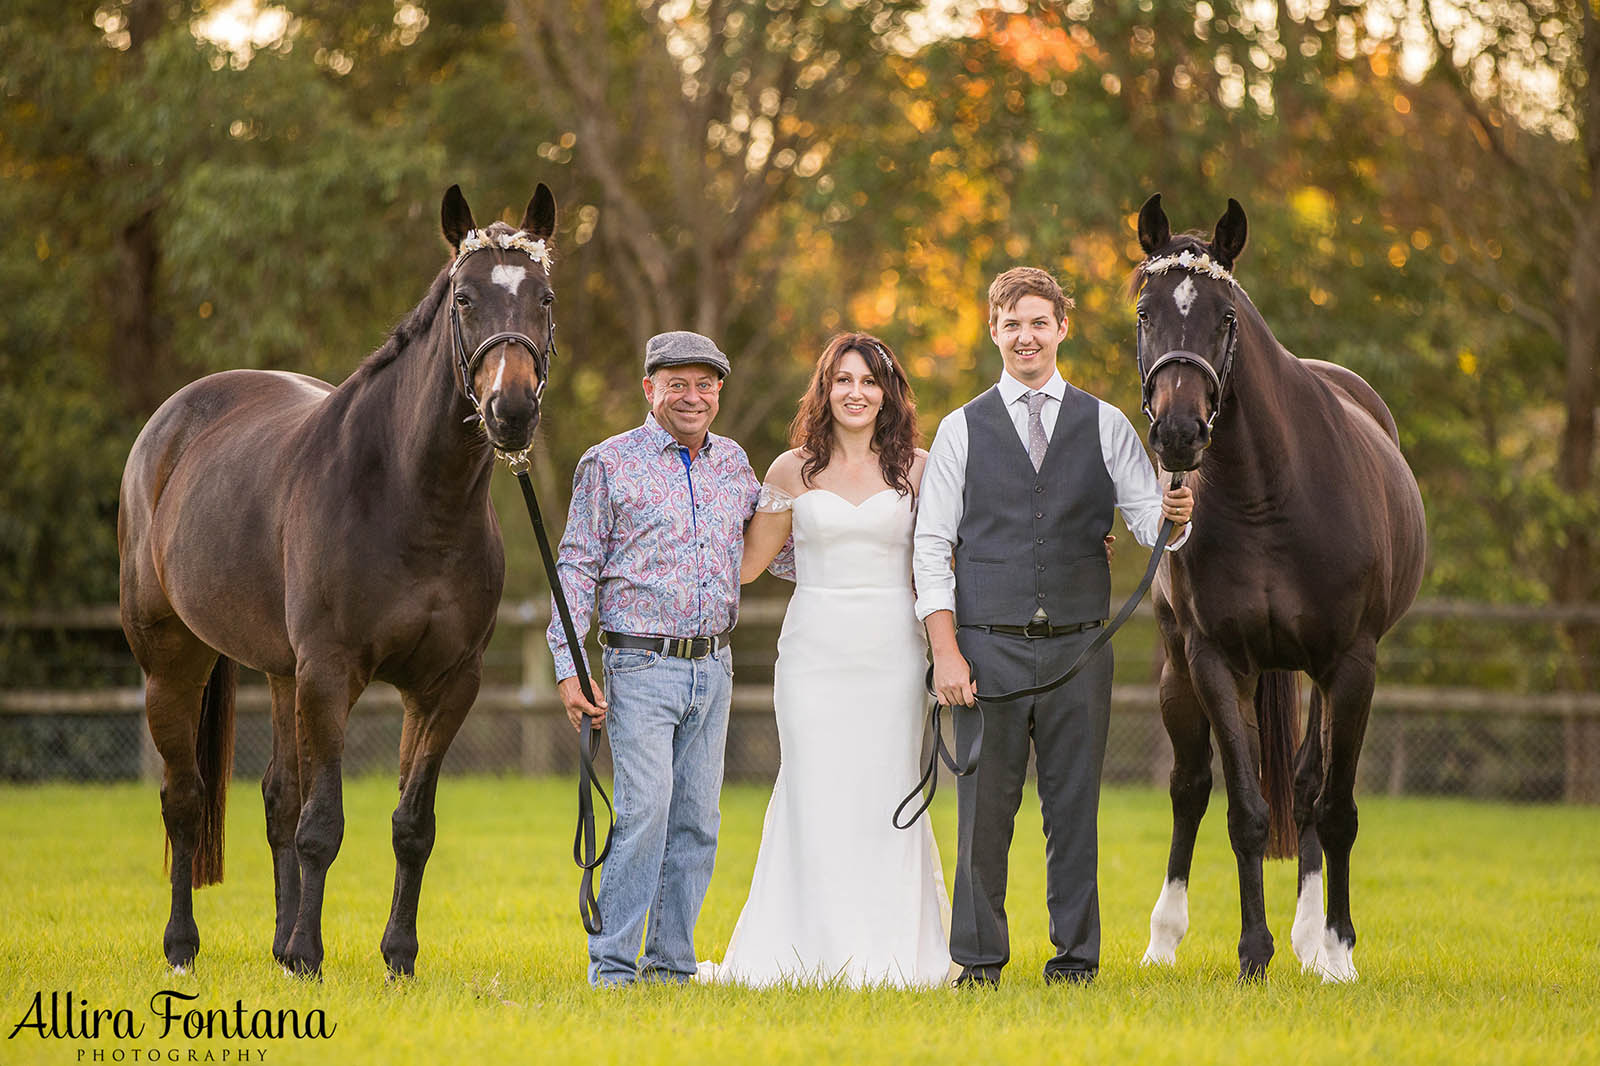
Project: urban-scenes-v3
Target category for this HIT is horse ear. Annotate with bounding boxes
[441,185,476,249]
[1211,198,1248,268]
[521,183,556,241]
[1137,193,1170,255]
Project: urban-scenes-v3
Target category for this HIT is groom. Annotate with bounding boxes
[913,267,1192,986]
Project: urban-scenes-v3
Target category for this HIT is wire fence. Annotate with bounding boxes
[3,594,1599,802]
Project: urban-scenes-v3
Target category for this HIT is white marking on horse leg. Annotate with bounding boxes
[490,264,528,295]
[1290,871,1325,971]
[1141,878,1189,966]
[1316,926,1358,983]
[1173,276,1197,317]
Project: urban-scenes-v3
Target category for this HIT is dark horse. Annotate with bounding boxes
[1129,195,1426,981]
[118,184,557,977]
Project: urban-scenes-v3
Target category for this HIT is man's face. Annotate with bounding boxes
[643,364,723,445]
[990,294,1068,388]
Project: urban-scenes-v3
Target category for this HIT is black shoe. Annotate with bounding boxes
[1043,968,1096,986]
[953,966,1001,989]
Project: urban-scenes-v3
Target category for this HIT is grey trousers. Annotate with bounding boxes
[948,625,1113,978]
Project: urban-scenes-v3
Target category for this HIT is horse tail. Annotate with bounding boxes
[192,656,238,887]
[1257,670,1300,860]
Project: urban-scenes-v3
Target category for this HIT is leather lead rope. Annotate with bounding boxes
[893,475,1183,830]
[515,470,614,935]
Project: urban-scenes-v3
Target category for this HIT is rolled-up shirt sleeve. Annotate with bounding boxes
[913,410,968,621]
[1099,402,1191,551]
[547,449,608,681]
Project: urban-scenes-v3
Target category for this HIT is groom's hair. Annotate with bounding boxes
[988,266,1075,326]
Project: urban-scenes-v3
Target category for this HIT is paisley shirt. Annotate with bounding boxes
[548,414,795,680]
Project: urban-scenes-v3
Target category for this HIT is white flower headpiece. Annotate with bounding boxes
[450,229,551,277]
[1140,248,1237,286]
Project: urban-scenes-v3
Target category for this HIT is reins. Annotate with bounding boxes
[451,235,614,936]
[511,464,614,937]
[892,476,1182,830]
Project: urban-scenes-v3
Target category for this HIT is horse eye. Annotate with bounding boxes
[1137,308,1149,322]
[454,292,472,309]
[541,292,555,307]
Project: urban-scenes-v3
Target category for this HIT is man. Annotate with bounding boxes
[548,330,790,987]
[913,267,1193,987]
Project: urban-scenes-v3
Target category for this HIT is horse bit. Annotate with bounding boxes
[447,233,557,471]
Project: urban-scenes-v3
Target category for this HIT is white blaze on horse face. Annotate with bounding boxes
[1291,871,1326,971]
[1173,276,1198,317]
[490,264,528,296]
[1141,878,1188,966]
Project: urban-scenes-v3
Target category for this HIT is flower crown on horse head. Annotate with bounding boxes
[450,229,552,277]
[1139,248,1238,287]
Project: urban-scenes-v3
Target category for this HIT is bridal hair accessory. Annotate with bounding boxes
[1139,248,1237,286]
[450,229,551,276]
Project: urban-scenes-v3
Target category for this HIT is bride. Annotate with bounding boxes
[700,333,953,987]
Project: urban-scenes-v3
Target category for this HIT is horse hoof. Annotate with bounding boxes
[1140,946,1177,967]
[1315,930,1358,983]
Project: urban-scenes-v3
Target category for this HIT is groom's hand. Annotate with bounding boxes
[1162,485,1194,531]
[932,650,978,707]
[558,676,608,730]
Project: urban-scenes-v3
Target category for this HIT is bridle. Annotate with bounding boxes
[447,235,557,455]
[1135,251,1241,432]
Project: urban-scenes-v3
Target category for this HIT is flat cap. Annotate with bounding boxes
[644,331,731,379]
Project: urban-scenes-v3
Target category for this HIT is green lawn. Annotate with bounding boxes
[1,776,1595,1065]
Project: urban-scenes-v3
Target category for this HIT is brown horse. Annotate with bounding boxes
[1129,195,1426,982]
[118,184,557,977]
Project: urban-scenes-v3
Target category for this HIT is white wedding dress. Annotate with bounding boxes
[700,487,953,987]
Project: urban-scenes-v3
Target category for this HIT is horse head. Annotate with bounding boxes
[1132,193,1247,472]
[441,183,558,456]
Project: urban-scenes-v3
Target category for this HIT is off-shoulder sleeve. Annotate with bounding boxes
[755,483,795,513]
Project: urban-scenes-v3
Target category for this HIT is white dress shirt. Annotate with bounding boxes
[913,368,1189,621]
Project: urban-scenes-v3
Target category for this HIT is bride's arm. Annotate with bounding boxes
[907,448,929,595]
[741,450,804,585]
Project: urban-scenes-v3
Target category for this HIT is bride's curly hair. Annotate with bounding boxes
[789,332,920,496]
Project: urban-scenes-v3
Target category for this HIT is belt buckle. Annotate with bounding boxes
[1024,618,1051,638]
[690,636,712,659]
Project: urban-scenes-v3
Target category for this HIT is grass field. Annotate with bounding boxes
[1,776,1595,1066]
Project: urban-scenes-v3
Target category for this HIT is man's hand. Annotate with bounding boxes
[932,648,978,707]
[558,676,608,730]
[1162,484,1194,531]
[1104,534,1116,563]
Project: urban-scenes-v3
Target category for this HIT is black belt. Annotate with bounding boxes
[964,619,1104,639]
[600,630,730,659]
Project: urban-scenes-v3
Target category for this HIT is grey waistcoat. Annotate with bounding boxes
[953,384,1116,626]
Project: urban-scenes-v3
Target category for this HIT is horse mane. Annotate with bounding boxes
[353,221,527,376]
[1125,232,1214,301]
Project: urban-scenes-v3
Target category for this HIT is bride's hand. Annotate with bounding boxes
[932,650,977,707]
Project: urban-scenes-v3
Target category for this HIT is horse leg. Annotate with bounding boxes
[281,661,357,976]
[1188,649,1274,980]
[1290,686,1327,971]
[262,673,302,966]
[1142,653,1212,966]
[1313,647,1377,983]
[380,670,478,978]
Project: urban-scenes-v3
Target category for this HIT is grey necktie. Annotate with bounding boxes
[1025,390,1048,471]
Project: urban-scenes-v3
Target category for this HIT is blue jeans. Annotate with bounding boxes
[588,643,734,987]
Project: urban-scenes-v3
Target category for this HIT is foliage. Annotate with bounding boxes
[1,2,1593,673]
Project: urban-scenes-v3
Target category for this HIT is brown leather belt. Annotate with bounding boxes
[599,630,730,659]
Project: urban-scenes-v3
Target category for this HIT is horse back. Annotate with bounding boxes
[120,370,336,675]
